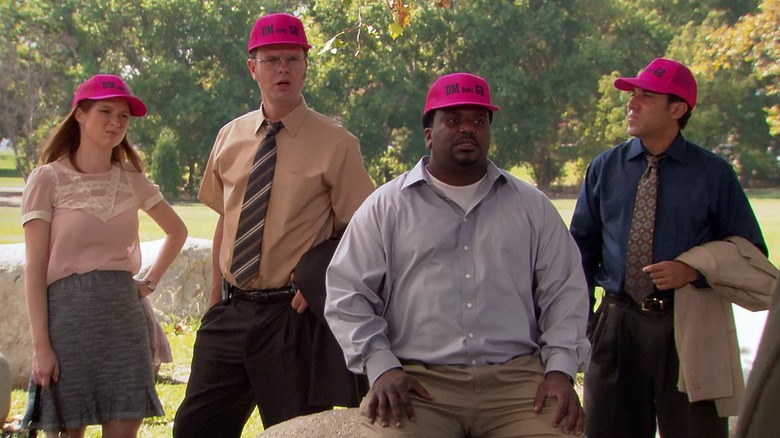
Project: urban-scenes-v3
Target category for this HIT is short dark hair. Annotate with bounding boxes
[668,94,692,130]
[421,109,494,129]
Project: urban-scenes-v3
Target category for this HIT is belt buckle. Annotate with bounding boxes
[249,290,269,304]
[640,298,666,312]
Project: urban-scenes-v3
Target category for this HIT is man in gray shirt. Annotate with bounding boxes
[325,72,590,437]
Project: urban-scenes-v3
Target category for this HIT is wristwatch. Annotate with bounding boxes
[143,278,157,291]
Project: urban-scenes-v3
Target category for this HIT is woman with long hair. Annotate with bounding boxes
[22,74,187,437]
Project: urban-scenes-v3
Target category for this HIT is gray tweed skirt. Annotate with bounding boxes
[29,270,164,431]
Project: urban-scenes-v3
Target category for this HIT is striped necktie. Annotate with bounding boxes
[625,153,663,303]
[230,121,283,287]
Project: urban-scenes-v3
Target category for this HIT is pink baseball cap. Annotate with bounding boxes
[423,72,500,116]
[247,13,312,53]
[614,58,697,109]
[72,74,147,117]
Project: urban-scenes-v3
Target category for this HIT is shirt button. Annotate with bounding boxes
[464,245,469,251]
[471,360,477,365]
[469,333,474,338]
[467,303,473,309]
[465,274,471,279]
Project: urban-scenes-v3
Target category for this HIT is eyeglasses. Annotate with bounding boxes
[251,56,306,71]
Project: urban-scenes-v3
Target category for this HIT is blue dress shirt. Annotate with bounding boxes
[570,134,766,310]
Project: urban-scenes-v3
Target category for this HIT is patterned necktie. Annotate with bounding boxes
[230,121,283,287]
[624,153,663,303]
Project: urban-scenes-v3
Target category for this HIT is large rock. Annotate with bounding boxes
[137,238,213,318]
[260,408,361,437]
[0,353,11,425]
[0,238,212,389]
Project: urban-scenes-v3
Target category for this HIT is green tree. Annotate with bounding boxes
[0,0,78,177]
[3,0,777,190]
[571,1,776,187]
[677,8,778,185]
[149,127,182,201]
[0,0,301,193]
[436,0,620,191]
[311,0,628,190]
[707,0,779,137]
[127,0,273,196]
[574,72,630,182]
[307,0,437,172]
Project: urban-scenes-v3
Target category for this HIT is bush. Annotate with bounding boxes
[150,128,183,202]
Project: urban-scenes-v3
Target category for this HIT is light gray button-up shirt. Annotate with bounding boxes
[325,157,590,385]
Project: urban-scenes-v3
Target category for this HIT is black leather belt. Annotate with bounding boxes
[605,293,673,312]
[223,280,296,304]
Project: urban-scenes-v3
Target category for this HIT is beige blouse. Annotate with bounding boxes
[21,159,163,285]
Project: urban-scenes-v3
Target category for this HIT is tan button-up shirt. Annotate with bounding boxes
[199,98,374,289]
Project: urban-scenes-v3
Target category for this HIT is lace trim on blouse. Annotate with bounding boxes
[50,161,141,223]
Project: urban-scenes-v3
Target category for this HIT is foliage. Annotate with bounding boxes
[573,72,630,181]
[1,0,778,192]
[0,0,76,178]
[706,0,780,137]
[149,127,183,201]
[675,7,780,185]
[367,145,409,186]
[312,0,623,190]
[308,0,436,167]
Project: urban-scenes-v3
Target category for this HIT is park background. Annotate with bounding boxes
[2,0,779,436]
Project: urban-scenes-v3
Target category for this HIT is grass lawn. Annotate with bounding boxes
[139,203,219,242]
[0,203,219,245]
[0,151,24,188]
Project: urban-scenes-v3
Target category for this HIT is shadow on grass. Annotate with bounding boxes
[155,375,188,385]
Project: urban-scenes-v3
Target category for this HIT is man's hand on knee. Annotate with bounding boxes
[367,368,434,428]
[533,371,584,436]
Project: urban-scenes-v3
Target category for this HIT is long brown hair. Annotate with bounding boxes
[39,100,145,172]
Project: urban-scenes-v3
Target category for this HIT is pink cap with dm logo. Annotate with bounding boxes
[423,72,500,116]
[614,58,697,109]
[247,13,312,53]
[72,74,147,117]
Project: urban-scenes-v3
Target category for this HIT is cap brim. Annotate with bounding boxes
[614,77,696,109]
[74,95,148,117]
[427,101,500,113]
[248,41,313,53]
[104,95,147,117]
[614,77,670,96]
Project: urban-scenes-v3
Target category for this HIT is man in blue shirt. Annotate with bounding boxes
[570,58,766,438]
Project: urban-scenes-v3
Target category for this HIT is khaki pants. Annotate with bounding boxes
[360,355,572,437]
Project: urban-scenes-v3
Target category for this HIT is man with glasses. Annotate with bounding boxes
[173,13,374,437]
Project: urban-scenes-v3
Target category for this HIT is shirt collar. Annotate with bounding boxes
[404,156,507,190]
[627,132,688,163]
[253,96,309,136]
